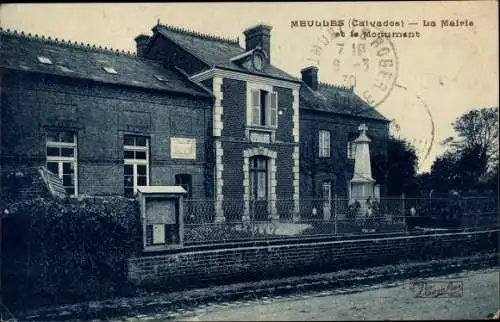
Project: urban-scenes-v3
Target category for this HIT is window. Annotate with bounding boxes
[347,132,357,159]
[103,66,118,74]
[249,156,268,200]
[124,135,149,197]
[37,56,53,65]
[322,181,332,200]
[154,74,168,82]
[247,85,278,128]
[46,130,77,195]
[57,65,74,73]
[319,130,331,158]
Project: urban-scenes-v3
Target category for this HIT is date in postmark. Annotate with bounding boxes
[409,280,464,298]
[305,24,399,108]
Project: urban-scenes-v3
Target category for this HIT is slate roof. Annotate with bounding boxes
[154,24,300,83]
[152,24,387,121]
[0,28,210,98]
[300,82,390,122]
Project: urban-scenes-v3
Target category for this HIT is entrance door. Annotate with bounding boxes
[249,156,269,221]
[175,174,192,199]
[175,174,194,222]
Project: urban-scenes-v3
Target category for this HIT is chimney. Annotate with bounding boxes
[301,66,319,91]
[134,34,151,57]
[243,24,272,63]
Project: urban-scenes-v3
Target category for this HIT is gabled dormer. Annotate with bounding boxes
[230,46,268,73]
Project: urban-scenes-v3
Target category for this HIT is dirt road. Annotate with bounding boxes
[174,268,499,321]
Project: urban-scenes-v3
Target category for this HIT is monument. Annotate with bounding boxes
[349,124,379,216]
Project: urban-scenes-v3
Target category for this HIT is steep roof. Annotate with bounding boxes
[300,82,390,122]
[153,24,300,83]
[0,28,210,98]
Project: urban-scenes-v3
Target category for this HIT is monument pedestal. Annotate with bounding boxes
[350,178,376,217]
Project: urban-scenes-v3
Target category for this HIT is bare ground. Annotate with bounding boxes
[172,268,500,321]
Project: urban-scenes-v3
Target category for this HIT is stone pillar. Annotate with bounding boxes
[213,77,225,222]
[214,140,225,223]
[269,157,278,221]
[242,152,251,222]
[292,89,300,222]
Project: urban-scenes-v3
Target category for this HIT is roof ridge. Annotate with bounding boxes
[318,81,354,92]
[0,27,139,58]
[155,23,240,46]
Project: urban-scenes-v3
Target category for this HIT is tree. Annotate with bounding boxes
[372,136,419,196]
[426,107,499,194]
[427,151,459,193]
[446,107,499,174]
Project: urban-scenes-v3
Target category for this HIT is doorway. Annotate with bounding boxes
[249,156,269,221]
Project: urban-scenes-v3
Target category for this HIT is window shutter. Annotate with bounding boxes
[319,131,324,157]
[251,89,260,125]
[270,92,278,127]
[326,131,331,157]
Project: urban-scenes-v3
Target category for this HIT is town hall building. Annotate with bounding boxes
[0,22,389,221]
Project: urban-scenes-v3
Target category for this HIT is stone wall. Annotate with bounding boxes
[128,229,498,289]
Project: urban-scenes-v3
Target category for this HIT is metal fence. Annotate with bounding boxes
[182,196,498,246]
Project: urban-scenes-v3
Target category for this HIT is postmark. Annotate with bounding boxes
[389,83,436,171]
[305,24,399,108]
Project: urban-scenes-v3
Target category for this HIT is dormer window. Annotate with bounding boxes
[154,74,168,82]
[37,56,53,65]
[57,65,73,73]
[102,66,118,74]
[231,48,268,72]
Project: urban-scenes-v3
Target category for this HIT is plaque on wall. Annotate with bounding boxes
[249,131,271,143]
[171,137,196,159]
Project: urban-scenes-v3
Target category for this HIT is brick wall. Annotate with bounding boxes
[218,78,297,217]
[1,71,212,198]
[128,229,498,289]
[1,166,51,202]
[300,109,389,198]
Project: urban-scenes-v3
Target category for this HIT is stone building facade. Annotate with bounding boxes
[0,29,213,200]
[0,22,390,221]
[299,66,390,201]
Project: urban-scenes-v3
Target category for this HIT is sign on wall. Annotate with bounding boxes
[171,137,196,159]
[249,131,271,143]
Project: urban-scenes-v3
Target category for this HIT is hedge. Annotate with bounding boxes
[2,195,141,310]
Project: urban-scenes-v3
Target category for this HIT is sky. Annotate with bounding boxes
[1,2,498,172]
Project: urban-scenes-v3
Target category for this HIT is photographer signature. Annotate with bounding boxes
[410,280,463,298]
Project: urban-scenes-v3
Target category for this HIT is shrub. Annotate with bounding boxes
[2,195,141,310]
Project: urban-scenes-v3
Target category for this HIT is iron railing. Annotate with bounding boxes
[182,196,498,246]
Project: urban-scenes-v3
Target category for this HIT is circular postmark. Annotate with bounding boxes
[387,83,436,171]
[306,24,399,108]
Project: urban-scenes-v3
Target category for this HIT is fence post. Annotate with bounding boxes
[401,193,406,232]
[333,194,338,235]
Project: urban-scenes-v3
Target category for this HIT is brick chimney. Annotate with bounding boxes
[301,66,319,91]
[243,24,272,63]
[134,34,151,57]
